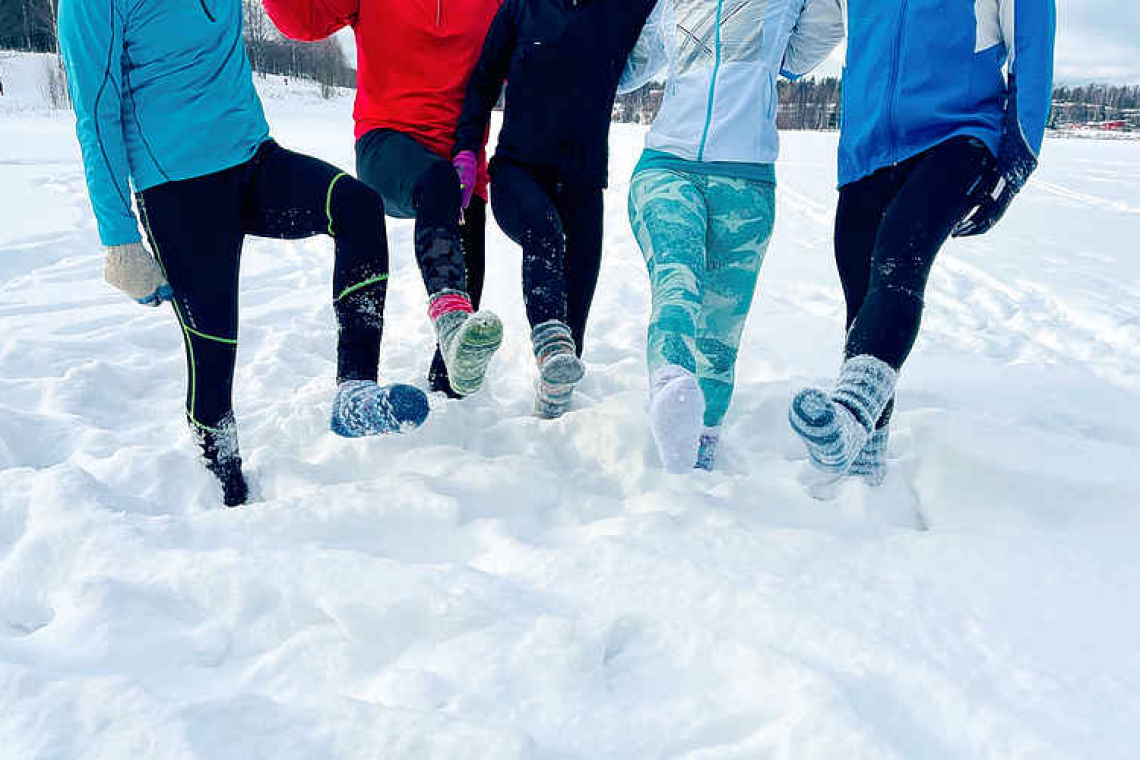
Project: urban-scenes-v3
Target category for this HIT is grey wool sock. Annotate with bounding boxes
[532,320,585,419]
[789,355,898,479]
[430,290,503,397]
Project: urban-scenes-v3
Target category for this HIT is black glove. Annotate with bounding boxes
[951,168,1017,238]
[953,75,1038,239]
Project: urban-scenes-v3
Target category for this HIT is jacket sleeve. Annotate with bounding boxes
[454,0,518,155]
[261,0,359,41]
[58,0,139,246]
[618,0,667,95]
[780,0,845,80]
[998,0,1056,158]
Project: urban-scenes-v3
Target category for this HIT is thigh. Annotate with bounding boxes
[874,137,995,291]
[700,177,775,350]
[835,169,898,322]
[490,162,562,247]
[243,141,355,240]
[460,196,487,307]
[138,174,245,340]
[355,129,445,220]
[559,186,605,348]
[628,168,708,281]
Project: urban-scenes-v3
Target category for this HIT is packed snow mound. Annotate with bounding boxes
[2,59,1140,759]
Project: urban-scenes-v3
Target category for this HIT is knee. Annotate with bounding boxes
[333,176,385,224]
[415,160,462,211]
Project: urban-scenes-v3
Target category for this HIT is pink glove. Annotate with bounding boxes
[452,150,477,211]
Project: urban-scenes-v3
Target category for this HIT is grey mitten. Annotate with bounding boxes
[104,242,173,306]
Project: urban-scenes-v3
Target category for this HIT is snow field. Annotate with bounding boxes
[1,68,1140,758]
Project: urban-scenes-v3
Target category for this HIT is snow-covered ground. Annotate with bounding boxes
[2,55,1140,758]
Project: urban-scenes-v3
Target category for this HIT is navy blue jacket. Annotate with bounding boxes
[455,0,656,188]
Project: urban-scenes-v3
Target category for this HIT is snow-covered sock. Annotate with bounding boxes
[694,426,721,472]
[190,413,248,508]
[429,290,503,397]
[532,320,585,419]
[849,425,890,486]
[649,365,705,473]
[330,380,430,438]
[790,355,897,477]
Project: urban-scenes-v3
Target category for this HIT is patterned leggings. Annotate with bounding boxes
[628,167,775,428]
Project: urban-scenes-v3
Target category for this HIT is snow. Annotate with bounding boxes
[2,55,1140,758]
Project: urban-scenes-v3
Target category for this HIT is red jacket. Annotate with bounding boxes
[262,0,499,199]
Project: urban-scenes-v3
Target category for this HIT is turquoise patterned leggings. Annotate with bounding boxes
[628,168,775,428]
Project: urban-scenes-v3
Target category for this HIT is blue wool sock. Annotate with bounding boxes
[849,425,890,486]
[694,427,720,471]
[331,380,429,438]
[790,355,897,478]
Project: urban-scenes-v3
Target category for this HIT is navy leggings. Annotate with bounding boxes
[138,140,388,431]
[490,159,604,355]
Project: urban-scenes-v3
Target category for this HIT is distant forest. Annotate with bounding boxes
[3,0,1137,129]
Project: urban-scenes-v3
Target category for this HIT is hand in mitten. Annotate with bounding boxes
[104,242,173,306]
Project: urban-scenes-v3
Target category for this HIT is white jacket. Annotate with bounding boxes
[620,0,844,165]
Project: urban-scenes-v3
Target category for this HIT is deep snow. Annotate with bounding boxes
[1,56,1139,758]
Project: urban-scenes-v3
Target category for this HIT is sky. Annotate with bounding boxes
[798,1,1138,85]
[338,4,1139,86]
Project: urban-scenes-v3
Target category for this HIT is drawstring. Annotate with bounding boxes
[437,0,442,27]
[198,0,216,22]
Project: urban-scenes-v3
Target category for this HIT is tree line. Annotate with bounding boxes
[1,0,354,96]
[3,1,1136,128]
[617,79,1140,131]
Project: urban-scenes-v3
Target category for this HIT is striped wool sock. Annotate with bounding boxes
[849,425,890,486]
[429,290,503,397]
[789,355,897,478]
[532,320,585,419]
[694,426,721,471]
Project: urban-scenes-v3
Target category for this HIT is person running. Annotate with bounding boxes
[263,0,504,399]
[58,0,430,507]
[790,0,1056,490]
[454,0,657,419]
[621,0,844,473]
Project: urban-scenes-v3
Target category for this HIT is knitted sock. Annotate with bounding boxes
[849,425,890,486]
[190,412,248,508]
[694,426,721,472]
[789,355,897,478]
[532,320,585,419]
[330,380,430,438]
[429,290,502,397]
[649,365,705,473]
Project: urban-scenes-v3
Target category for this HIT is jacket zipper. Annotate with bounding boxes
[198,0,216,23]
[696,0,723,162]
[885,0,908,166]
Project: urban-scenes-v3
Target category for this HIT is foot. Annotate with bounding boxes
[849,425,890,486]
[790,355,897,483]
[649,365,705,473]
[694,427,720,471]
[191,413,249,508]
[532,320,585,419]
[430,291,503,397]
[331,380,430,438]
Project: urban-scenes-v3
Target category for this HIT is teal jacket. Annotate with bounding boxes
[58,0,270,246]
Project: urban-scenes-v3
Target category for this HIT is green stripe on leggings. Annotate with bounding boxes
[326,172,348,236]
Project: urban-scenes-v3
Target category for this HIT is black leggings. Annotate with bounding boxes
[837,136,994,369]
[355,129,487,394]
[490,159,604,355]
[138,140,388,431]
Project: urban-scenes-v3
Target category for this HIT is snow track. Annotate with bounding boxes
[1,83,1139,758]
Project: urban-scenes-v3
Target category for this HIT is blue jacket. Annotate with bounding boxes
[58,0,270,246]
[840,0,1056,188]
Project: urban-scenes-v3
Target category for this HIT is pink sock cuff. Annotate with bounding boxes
[428,293,473,320]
